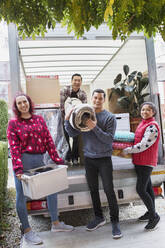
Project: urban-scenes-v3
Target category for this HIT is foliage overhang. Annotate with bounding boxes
[0,0,165,40]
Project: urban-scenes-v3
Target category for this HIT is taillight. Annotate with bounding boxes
[26,200,47,211]
[153,186,162,196]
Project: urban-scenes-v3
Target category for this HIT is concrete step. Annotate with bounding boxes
[22,215,165,248]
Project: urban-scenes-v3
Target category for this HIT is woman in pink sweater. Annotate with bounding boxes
[123,102,160,231]
[7,93,73,245]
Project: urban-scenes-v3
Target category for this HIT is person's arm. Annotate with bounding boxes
[64,108,81,137]
[60,88,67,119]
[40,116,64,164]
[80,91,87,104]
[64,120,80,137]
[7,120,24,175]
[124,125,158,154]
[86,115,116,145]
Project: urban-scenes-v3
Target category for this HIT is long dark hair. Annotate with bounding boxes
[12,92,34,119]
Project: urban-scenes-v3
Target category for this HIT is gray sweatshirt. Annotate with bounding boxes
[64,109,116,158]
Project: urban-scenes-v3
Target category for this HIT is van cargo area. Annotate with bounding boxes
[25,107,165,215]
[7,25,165,216]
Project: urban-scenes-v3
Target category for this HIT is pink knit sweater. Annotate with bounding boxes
[7,114,63,175]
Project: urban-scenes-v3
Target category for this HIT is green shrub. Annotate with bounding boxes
[0,99,8,223]
[0,141,8,221]
[0,99,8,141]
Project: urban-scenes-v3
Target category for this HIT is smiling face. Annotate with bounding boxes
[141,104,155,120]
[71,75,82,92]
[16,96,30,115]
[92,92,105,112]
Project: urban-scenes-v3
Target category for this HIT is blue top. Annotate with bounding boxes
[64,109,116,158]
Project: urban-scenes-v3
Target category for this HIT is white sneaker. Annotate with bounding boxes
[72,159,78,165]
[51,222,74,232]
[24,230,43,245]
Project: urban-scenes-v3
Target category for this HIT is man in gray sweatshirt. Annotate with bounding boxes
[64,89,122,239]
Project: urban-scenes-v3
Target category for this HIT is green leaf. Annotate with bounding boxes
[114,73,122,84]
[32,32,36,40]
[139,78,149,92]
[128,74,135,83]
[123,65,129,76]
[137,71,143,80]
[22,32,26,40]
[130,71,137,77]
[141,93,150,98]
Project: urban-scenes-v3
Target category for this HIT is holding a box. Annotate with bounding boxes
[7,93,74,245]
[22,164,68,200]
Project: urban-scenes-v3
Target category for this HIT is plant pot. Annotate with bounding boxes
[108,89,126,114]
[130,117,141,132]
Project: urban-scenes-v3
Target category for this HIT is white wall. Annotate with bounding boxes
[91,39,148,91]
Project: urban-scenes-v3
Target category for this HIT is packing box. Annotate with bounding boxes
[115,113,130,131]
[26,75,60,104]
[21,164,68,200]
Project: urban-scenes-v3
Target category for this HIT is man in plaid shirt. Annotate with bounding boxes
[60,73,87,165]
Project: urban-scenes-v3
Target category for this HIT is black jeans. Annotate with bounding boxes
[64,126,79,161]
[84,156,119,222]
[135,165,156,219]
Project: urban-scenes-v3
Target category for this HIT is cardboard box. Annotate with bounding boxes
[26,75,60,104]
[115,113,130,131]
[22,164,68,200]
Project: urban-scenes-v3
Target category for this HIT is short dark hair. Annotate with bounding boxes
[12,92,34,119]
[92,89,106,99]
[71,73,82,81]
[140,102,157,116]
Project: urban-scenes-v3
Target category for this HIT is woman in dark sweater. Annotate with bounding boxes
[7,93,73,245]
[123,102,160,231]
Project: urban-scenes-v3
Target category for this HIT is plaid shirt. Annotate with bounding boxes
[60,85,87,118]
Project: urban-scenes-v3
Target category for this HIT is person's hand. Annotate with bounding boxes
[16,174,23,180]
[65,108,74,121]
[55,159,64,165]
[122,148,130,155]
[119,150,126,157]
[85,119,97,130]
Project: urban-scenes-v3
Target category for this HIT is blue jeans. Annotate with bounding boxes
[84,156,119,222]
[14,153,58,231]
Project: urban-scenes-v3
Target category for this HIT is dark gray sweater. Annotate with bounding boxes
[64,109,116,158]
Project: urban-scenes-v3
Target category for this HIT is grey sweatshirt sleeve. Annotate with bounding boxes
[92,115,116,145]
[124,125,158,154]
[64,120,80,137]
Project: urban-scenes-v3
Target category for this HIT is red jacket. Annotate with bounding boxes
[132,117,160,167]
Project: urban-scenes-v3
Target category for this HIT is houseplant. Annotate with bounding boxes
[109,65,150,131]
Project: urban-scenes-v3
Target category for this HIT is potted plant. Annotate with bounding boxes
[109,65,150,131]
